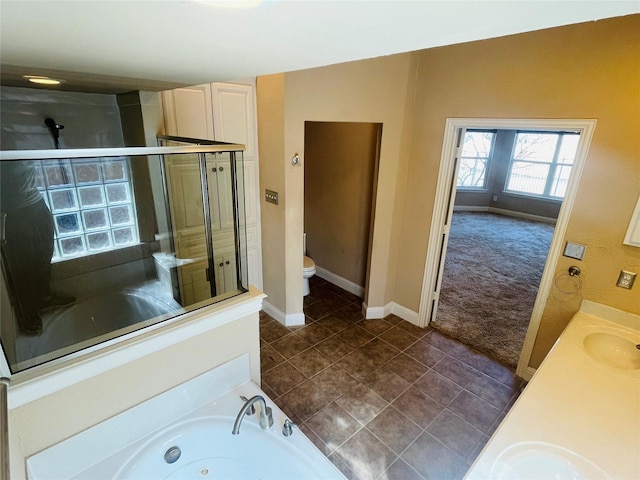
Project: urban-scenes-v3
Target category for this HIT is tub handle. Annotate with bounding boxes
[283,419,298,437]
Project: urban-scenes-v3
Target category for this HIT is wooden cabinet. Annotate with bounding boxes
[161,81,262,301]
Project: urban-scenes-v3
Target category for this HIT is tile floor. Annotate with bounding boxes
[260,276,525,480]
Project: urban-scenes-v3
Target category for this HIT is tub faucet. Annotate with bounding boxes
[232,395,273,435]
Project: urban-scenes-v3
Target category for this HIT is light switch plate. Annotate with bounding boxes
[265,189,279,205]
[563,242,586,260]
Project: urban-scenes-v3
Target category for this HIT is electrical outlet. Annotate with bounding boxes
[265,189,279,205]
[616,270,636,289]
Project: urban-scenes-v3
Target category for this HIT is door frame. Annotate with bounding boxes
[418,118,597,380]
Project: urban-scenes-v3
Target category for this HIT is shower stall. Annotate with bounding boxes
[0,137,249,374]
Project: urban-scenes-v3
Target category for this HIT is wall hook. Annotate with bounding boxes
[291,153,301,166]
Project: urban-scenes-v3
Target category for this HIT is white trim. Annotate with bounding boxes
[454,206,557,224]
[417,118,597,380]
[0,144,245,161]
[418,119,462,327]
[285,312,305,327]
[522,366,536,382]
[623,193,640,247]
[261,300,285,324]
[390,303,419,326]
[453,206,489,212]
[315,266,365,298]
[487,207,556,225]
[261,300,305,327]
[7,288,265,408]
[362,301,420,326]
[362,302,390,319]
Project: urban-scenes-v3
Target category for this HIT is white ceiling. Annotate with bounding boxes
[1,1,638,92]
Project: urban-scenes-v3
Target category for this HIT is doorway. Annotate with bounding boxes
[303,121,381,298]
[419,118,596,379]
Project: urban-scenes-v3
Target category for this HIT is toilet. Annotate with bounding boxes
[303,233,316,296]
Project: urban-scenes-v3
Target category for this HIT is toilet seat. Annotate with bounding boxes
[303,255,316,274]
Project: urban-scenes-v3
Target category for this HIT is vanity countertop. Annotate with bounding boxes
[465,300,640,480]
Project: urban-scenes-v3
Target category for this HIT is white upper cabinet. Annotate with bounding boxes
[162,84,214,140]
[211,83,256,160]
[160,81,263,291]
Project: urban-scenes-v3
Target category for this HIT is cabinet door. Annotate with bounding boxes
[214,257,226,296]
[205,158,222,231]
[211,83,256,160]
[223,254,238,293]
[214,157,234,231]
[162,84,214,140]
[178,260,210,305]
[166,159,204,236]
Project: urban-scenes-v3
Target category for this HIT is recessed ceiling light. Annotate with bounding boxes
[23,75,63,85]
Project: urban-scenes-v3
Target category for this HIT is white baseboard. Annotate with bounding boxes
[454,205,556,225]
[362,302,390,319]
[261,301,285,324]
[453,206,489,212]
[262,300,305,327]
[390,302,419,325]
[285,312,305,327]
[488,207,557,225]
[518,366,536,382]
[315,266,364,298]
[362,301,419,326]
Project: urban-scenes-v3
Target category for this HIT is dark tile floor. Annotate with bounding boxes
[260,276,525,480]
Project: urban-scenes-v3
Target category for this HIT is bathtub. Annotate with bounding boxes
[26,355,345,479]
[15,281,185,368]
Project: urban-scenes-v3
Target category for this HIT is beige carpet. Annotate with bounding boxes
[432,212,554,367]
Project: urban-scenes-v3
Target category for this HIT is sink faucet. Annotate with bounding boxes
[232,395,273,435]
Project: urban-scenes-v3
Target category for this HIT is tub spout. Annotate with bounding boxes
[232,395,273,435]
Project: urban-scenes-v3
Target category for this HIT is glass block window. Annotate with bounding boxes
[36,157,139,260]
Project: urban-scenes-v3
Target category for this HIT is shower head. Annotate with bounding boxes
[44,117,64,148]
[44,117,64,131]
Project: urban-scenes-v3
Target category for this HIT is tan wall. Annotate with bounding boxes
[8,309,261,478]
[256,75,287,312]
[393,15,640,367]
[304,122,379,287]
[279,54,415,313]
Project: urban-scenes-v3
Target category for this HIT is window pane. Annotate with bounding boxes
[457,131,494,189]
[49,188,78,212]
[458,158,487,188]
[513,133,558,162]
[59,236,85,257]
[43,161,74,187]
[550,164,572,197]
[86,231,112,251]
[109,205,134,226]
[102,159,127,182]
[73,161,102,184]
[55,213,82,236]
[558,134,579,165]
[105,183,130,204]
[506,161,549,194]
[462,131,494,157]
[78,186,106,207]
[82,209,109,231]
[112,226,136,246]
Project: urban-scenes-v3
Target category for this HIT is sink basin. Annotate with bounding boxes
[583,332,640,370]
[491,442,610,480]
